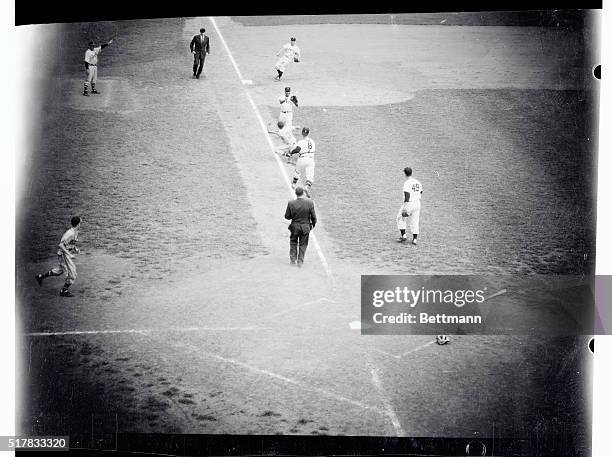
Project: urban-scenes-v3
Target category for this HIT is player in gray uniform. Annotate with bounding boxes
[35,216,82,297]
[83,39,113,96]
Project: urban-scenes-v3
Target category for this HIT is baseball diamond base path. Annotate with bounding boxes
[16,14,592,451]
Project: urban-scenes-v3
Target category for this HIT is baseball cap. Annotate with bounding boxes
[291,37,296,41]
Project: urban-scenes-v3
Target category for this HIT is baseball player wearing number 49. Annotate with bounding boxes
[397,167,422,244]
[83,39,113,96]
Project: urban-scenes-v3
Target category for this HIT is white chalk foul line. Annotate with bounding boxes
[208,17,334,284]
[273,297,335,318]
[372,340,436,360]
[166,338,383,415]
[24,327,256,337]
[367,361,405,437]
[371,348,402,359]
[400,340,436,358]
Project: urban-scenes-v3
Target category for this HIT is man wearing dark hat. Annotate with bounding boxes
[284,186,317,267]
[190,28,210,79]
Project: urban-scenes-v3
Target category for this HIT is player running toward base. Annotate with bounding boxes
[287,127,316,198]
[397,167,422,244]
[275,37,300,81]
[83,39,113,96]
[35,216,82,297]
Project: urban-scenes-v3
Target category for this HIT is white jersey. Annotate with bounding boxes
[278,43,300,60]
[403,177,422,202]
[84,47,102,65]
[296,137,315,155]
[279,95,294,113]
[278,124,296,146]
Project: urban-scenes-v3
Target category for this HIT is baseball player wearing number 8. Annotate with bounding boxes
[287,127,316,198]
[397,167,422,244]
[83,39,113,96]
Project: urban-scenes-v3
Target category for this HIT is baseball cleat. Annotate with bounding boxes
[412,239,417,245]
[91,90,99,94]
[290,260,296,265]
[35,274,43,286]
[59,289,74,297]
[398,236,407,242]
[83,92,89,96]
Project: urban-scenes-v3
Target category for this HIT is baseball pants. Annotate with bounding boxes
[50,253,77,285]
[293,155,315,186]
[278,111,293,128]
[396,201,421,234]
[86,65,98,85]
[275,56,291,72]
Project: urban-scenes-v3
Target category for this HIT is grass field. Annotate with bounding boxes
[15,12,597,456]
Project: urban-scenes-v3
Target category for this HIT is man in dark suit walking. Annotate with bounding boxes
[284,187,317,267]
[190,28,210,79]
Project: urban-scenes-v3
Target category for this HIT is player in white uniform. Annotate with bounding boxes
[278,86,298,129]
[271,120,297,159]
[287,127,316,197]
[83,39,113,96]
[275,37,301,81]
[397,167,422,245]
[35,216,82,297]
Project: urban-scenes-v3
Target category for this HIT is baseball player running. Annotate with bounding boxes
[279,86,298,129]
[83,39,113,96]
[397,167,422,244]
[275,37,301,81]
[287,127,316,198]
[35,216,82,297]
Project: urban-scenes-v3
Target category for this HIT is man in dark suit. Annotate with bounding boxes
[190,28,210,79]
[284,187,317,267]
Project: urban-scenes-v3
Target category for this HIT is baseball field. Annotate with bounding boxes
[15,12,597,455]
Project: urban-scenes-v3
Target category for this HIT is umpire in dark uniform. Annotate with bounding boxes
[284,187,317,267]
[190,28,210,79]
